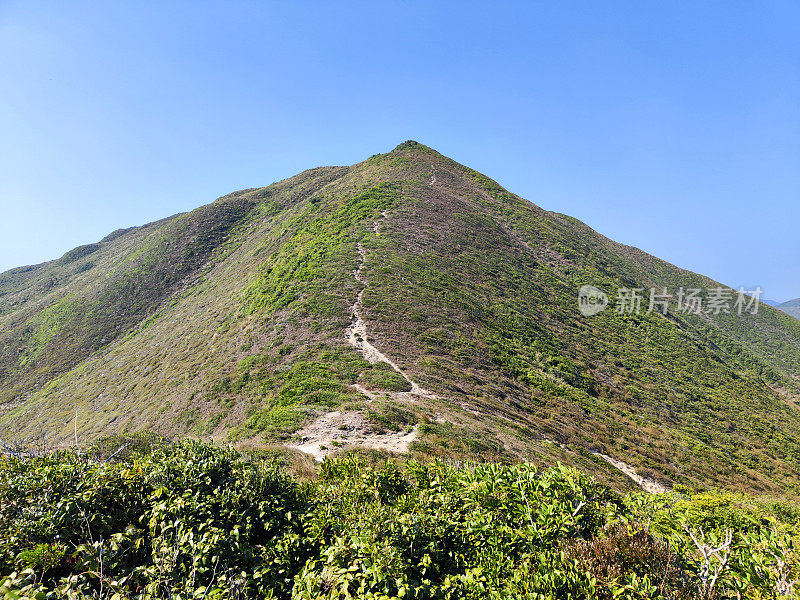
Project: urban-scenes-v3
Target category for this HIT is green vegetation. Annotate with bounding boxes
[244,183,399,316]
[218,350,420,442]
[244,405,308,439]
[1,441,799,599]
[58,244,101,265]
[0,191,260,396]
[364,401,416,432]
[358,362,412,393]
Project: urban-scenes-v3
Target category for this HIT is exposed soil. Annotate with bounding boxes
[593,452,670,494]
[287,410,418,461]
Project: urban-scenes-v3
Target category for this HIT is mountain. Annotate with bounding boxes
[778,299,800,320]
[2,141,800,495]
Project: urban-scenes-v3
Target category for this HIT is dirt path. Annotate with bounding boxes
[373,210,388,234]
[288,410,418,461]
[593,452,670,494]
[345,214,436,400]
[287,212,439,462]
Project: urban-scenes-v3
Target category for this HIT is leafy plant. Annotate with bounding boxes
[1,441,800,598]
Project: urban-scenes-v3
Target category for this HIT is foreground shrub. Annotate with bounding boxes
[1,442,798,599]
[0,441,304,598]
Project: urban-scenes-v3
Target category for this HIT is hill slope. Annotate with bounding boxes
[2,141,800,495]
[778,298,800,320]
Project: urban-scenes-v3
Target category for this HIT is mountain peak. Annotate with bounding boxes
[389,140,440,156]
[2,145,800,495]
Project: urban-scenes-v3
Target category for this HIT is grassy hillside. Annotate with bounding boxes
[1,142,800,495]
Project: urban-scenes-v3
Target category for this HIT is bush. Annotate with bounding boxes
[0,441,304,598]
[1,442,799,599]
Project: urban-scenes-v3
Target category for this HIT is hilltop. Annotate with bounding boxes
[2,141,800,495]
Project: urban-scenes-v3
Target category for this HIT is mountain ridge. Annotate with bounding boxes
[2,141,800,495]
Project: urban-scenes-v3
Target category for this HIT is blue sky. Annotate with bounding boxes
[1,1,798,300]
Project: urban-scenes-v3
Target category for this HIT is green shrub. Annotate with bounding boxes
[246,405,307,439]
[1,442,799,599]
[362,367,412,393]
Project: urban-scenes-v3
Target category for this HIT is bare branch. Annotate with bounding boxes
[102,443,130,464]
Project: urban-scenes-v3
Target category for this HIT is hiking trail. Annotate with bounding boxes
[593,452,670,494]
[345,213,436,401]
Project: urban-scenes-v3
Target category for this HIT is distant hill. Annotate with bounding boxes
[778,298,800,320]
[2,141,800,495]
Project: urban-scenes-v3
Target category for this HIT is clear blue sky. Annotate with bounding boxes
[1,1,798,300]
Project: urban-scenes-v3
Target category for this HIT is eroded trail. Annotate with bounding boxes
[288,214,436,462]
[593,452,670,494]
[345,215,436,400]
